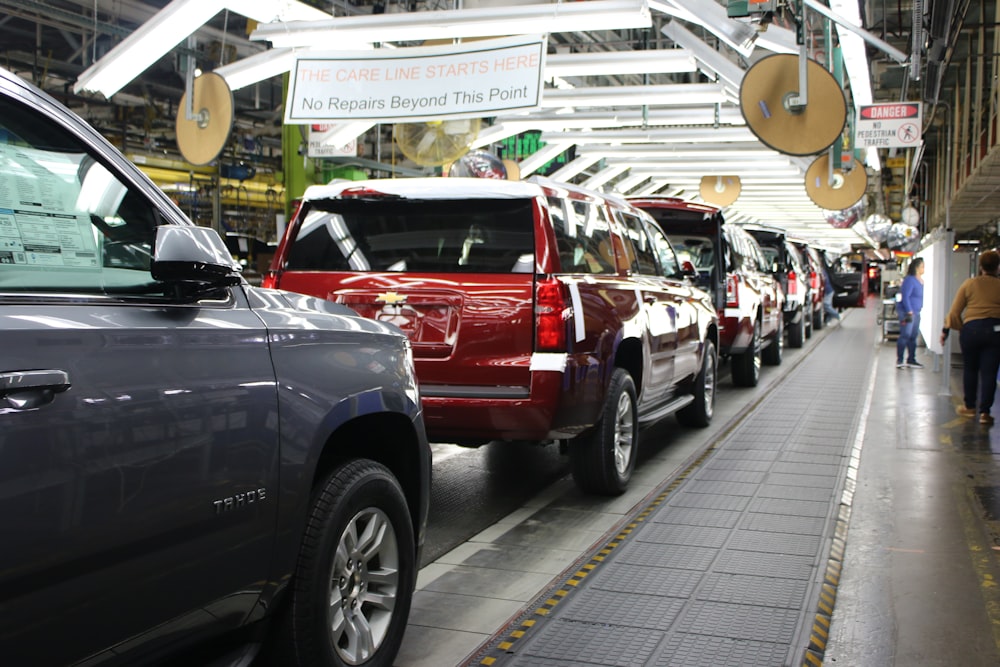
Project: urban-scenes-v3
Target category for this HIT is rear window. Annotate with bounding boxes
[284,197,535,273]
[669,235,714,272]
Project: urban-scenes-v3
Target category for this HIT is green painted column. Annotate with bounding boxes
[280,73,319,220]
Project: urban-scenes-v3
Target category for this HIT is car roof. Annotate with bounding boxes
[302,177,546,202]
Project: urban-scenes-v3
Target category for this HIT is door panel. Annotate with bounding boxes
[0,298,279,664]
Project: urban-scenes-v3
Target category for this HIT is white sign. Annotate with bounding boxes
[855,102,923,149]
[285,36,546,124]
[307,124,358,158]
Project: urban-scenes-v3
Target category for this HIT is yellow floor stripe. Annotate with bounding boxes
[957,483,1000,653]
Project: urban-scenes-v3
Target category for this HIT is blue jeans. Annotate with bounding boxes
[897,312,921,363]
[823,290,839,322]
[958,318,1000,414]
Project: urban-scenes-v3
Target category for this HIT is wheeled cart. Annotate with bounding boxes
[878,299,900,339]
[877,282,901,340]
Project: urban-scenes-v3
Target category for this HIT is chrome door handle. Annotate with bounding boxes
[1,370,71,410]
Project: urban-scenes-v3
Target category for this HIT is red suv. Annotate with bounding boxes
[628,197,783,387]
[265,176,719,495]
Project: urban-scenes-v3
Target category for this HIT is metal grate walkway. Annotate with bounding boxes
[465,317,877,667]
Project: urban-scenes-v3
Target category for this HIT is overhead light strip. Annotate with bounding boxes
[75,0,329,97]
[250,0,652,48]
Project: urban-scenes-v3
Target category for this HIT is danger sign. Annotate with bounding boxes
[856,103,923,149]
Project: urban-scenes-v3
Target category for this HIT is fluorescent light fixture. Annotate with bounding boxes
[544,49,697,78]
[574,142,798,157]
[582,165,631,189]
[541,83,728,108]
[548,156,603,182]
[822,0,886,171]
[494,106,746,127]
[314,121,376,149]
[649,0,797,56]
[806,0,907,63]
[75,0,226,97]
[540,127,756,144]
[216,47,297,90]
[660,21,744,96]
[626,166,804,177]
[517,142,574,177]
[643,175,807,185]
[215,42,697,97]
[610,174,650,193]
[250,0,652,48]
[648,0,755,57]
[74,0,331,98]
[632,180,670,196]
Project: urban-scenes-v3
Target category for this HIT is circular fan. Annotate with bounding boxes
[394,118,481,167]
[805,154,867,210]
[699,175,741,207]
[176,72,233,166]
[739,54,847,156]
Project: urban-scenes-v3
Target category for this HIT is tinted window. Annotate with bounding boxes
[551,197,616,274]
[669,234,714,272]
[759,245,780,267]
[785,242,805,272]
[285,197,535,273]
[617,211,659,275]
[0,97,161,294]
[645,221,680,277]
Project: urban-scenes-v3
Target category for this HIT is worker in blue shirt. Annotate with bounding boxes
[896,257,925,368]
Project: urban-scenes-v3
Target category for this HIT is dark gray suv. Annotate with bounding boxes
[0,67,430,667]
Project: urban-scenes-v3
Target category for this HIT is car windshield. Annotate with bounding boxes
[0,96,160,295]
[669,236,714,270]
[285,197,535,273]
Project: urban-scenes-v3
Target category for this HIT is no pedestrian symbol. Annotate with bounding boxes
[855,103,923,149]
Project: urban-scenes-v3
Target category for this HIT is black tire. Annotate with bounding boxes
[805,310,813,339]
[813,307,825,331]
[788,309,805,348]
[570,368,637,496]
[731,320,761,387]
[274,459,415,667]
[763,317,782,366]
[677,340,717,428]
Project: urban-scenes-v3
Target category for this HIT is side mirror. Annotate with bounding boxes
[152,225,242,290]
[680,260,698,277]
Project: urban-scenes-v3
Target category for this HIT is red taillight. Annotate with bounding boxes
[536,279,569,351]
[261,271,278,289]
[341,186,390,198]
[726,274,739,308]
[786,270,797,295]
[809,270,820,290]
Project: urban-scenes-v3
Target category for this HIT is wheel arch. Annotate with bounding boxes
[313,412,426,545]
[613,335,644,396]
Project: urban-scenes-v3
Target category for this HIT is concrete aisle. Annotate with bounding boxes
[825,314,1000,666]
[396,301,1000,667]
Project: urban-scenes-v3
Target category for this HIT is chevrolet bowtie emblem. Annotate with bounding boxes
[376,291,408,305]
